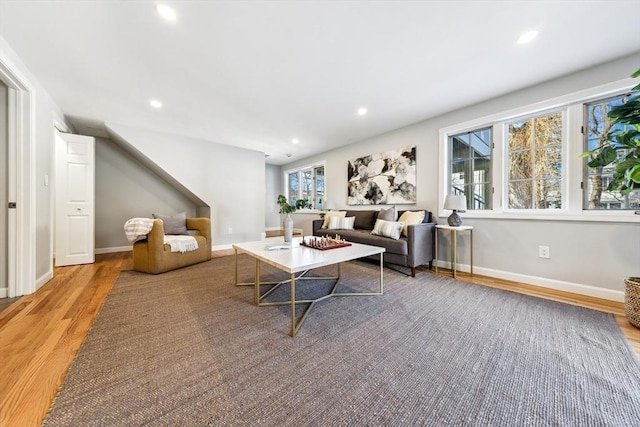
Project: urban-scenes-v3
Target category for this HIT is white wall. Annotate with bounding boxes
[95,137,198,251]
[265,164,282,229]
[106,123,266,247]
[277,54,640,300]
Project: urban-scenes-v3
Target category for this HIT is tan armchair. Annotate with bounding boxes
[132,217,212,274]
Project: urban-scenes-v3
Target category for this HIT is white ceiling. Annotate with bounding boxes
[1,1,639,165]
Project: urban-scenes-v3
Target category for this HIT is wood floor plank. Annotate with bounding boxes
[0,252,637,427]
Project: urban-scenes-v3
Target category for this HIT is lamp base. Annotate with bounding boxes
[447,211,462,226]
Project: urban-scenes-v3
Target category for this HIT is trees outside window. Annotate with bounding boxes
[507,112,563,209]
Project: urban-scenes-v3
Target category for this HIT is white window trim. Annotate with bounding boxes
[502,108,567,213]
[438,77,639,223]
[283,160,326,212]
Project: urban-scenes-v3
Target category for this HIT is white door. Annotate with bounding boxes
[55,132,95,266]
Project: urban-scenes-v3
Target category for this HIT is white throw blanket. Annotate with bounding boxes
[164,235,199,253]
[124,218,155,243]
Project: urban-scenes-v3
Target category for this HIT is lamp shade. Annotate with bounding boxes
[444,195,467,212]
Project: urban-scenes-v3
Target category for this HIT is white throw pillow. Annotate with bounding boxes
[328,216,355,230]
[397,210,425,237]
[371,219,403,240]
[322,211,347,228]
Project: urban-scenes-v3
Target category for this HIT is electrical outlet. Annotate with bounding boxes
[228,227,233,235]
[538,245,550,259]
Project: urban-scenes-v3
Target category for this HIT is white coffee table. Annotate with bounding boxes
[233,238,385,336]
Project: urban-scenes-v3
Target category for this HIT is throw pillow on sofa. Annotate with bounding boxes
[152,212,189,235]
[377,206,397,221]
[322,211,347,228]
[328,216,355,230]
[371,219,403,240]
[397,210,425,237]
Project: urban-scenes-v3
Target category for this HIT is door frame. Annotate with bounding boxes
[0,53,36,297]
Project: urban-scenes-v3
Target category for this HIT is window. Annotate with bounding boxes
[438,76,639,222]
[584,94,640,210]
[449,128,492,209]
[286,163,325,209]
[507,111,563,209]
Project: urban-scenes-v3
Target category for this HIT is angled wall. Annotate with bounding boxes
[106,123,265,248]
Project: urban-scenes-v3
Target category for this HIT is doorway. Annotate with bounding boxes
[0,79,8,298]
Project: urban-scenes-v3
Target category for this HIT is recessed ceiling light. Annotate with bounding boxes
[156,4,177,22]
[292,138,299,144]
[149,99,163,109]
[517,30,539,44]
[357,107,367,116]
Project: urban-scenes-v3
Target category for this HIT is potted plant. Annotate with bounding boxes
[277,195,309,242]
[581,68,640,328]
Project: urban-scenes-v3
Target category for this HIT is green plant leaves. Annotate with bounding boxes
[581,68,640,197]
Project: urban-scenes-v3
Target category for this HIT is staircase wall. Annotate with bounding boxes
[106,123,265,248]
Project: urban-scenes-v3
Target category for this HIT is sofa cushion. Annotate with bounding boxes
[328,216,355,230]
[346,210,378,230]
[371,219,403,240]
[315,228,409,256]
[398,210,425,237]
[377,206,397,221]
[152,212,188,235]
[322,211,347,228]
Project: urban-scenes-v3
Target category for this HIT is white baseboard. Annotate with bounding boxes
[433,260,624,302]
[0,288,7,298]
[95,246,132,254]
[212,244,233,251]
[36,270,53,290]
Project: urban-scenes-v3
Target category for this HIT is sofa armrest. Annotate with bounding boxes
[312,219,324,236]
[146,219,166,252]
[186,217,211,244]
[406,222,435,268]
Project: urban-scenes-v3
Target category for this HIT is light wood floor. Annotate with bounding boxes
[1,251,638,427]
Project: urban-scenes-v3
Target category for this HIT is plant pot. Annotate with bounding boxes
[624,277,640,329]
[283,214,293,243]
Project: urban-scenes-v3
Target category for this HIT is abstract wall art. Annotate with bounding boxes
[347,145,416,205]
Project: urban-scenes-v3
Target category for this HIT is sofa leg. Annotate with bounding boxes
[428,261,433,270]
[411,267,416,277]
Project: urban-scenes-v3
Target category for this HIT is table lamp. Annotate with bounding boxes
[444,195,467,226]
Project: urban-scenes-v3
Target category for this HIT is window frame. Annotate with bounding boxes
[283,161,326,211]
[582,93,640,211]
[503,108,567,212]
[438,77,639,223]
[448,126,493,211]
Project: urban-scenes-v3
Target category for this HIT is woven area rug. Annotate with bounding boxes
[44,255,640,426]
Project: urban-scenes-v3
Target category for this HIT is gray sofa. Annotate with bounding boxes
[312,209,435,277]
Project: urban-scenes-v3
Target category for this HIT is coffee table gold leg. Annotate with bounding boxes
[380,253,384,294]
[290,273,296,337]
[254,259,260,305]
[235,248,238,285]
